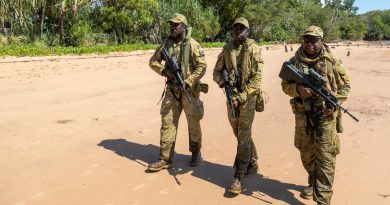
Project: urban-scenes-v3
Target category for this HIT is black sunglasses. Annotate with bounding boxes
[302,37,321,44]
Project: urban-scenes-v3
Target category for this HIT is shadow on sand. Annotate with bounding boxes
[98,139,305,205]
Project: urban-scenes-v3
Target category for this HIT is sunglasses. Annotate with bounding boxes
[302,37,321,44]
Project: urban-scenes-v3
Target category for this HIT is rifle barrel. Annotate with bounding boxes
[339,105,359,122]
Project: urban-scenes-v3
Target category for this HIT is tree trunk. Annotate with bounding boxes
[72,0,78,22]
[0,1,5,34]
[40,0,46,38]
[60,1,65,44]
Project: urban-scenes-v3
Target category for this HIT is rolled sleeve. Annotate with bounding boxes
[335,63,351,103]
[213,52,226,87]
[185,41,206,87]
[149,46,165,76]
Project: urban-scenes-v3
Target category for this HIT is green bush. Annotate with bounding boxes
[0,35,7,45]
[68,21,95,46]
[6,35,29,44]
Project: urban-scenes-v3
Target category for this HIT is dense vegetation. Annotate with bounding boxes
[0,0,389,55]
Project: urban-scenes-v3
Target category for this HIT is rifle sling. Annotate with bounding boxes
[157,80,182,105]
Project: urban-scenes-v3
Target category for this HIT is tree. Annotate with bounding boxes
[158,0,220,42]
[319,0,359,40]
[96,0,159,43]
[0,0,384,45]
[363,10,390,40]
[200,0,249,39]
[339,16,366,40]
[243,0,308,42]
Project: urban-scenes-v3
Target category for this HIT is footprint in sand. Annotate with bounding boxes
[159,189,169,195]
[11,201,27,205]
[81,170,92,176]
[31,191,48,200]
[286,162,294,168]
[147,174,159,180]
[81,164,100,176]
[56,119,74,124]
[133,184,146,191]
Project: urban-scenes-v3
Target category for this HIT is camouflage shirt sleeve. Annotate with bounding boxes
[335,62,351,103]
[235,44,264,103]
[184,40,207,87]
[149,45,165,76]
[281,57,301,97]
[213,51,225,87]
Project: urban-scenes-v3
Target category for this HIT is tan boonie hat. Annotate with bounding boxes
[168,13,188,26]
[233,17,249,29]
[302,26,323,38]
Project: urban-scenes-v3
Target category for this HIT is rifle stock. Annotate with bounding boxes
[279,62,359,122]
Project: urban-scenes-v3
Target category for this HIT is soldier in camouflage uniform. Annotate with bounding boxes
[281,26,351,205]
[213,17,264,194]
[147,13,207,171]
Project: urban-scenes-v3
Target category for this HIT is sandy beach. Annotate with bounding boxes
[1,44,389,205]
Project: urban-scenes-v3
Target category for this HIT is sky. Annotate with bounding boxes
[354,0,390,14]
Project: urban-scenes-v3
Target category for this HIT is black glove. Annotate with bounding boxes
[219,82,228,88]
[185,82,191,90]
[162,68,173,79]
[161,68,167,77]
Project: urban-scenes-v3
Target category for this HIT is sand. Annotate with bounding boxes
[1,44,389,205]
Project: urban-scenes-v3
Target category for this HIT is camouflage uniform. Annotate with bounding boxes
[213,18,264,178]
[149,14,207,163]
[281,26,350,205]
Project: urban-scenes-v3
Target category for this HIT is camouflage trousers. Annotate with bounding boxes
[294,112,340,205]
[227,95,258,177]
[158,87,204,162]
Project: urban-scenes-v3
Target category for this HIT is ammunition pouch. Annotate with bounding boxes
[336,108,343,133]
[290,97,306,114]
[255,89,265,112]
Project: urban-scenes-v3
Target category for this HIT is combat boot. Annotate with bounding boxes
[190,151,202,166]
[244,159,259,177]
[228,177,242,194]
[147,159,172,172]
[300,184,313,199]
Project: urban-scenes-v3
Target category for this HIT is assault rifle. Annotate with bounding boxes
[279,62,359,122]
[161,47,191,102]
[221,68,238,118]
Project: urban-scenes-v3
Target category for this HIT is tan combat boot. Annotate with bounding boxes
[147,160,172,172]
[228,178,242,194]
[300,185,313,199]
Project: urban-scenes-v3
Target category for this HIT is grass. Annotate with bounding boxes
[200,42,226,48]
[0,43,159,57]
[0,41,276,57]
